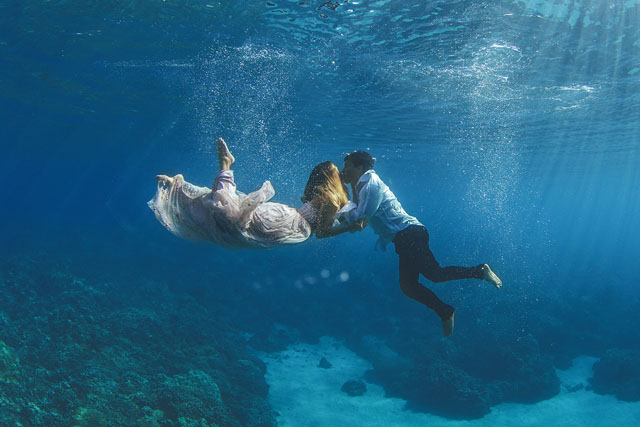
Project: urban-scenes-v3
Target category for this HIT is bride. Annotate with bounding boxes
[149,138,362,249]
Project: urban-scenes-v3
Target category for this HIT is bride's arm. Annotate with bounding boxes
[315,203,366,239]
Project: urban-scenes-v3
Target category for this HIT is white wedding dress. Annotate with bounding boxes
[148,170,314,249]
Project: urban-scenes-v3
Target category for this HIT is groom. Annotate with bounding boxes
[339,151,502,337]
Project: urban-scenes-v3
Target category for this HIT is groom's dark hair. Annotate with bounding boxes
[344,151,375,170]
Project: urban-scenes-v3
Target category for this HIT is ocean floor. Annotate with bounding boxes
[262,337,640,427]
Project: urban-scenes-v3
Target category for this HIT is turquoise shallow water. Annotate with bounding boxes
[1,1,639,425]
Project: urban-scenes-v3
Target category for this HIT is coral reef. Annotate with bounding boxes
[207,265,569,420]
[3,241,636,423]
[591,348,640,401]
[0,256,275,426]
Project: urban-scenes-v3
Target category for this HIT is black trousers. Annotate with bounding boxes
[393,225,483,320]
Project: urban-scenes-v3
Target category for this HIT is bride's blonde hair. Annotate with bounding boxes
[301,161,349,210]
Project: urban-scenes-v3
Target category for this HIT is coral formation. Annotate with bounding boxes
[591,348,640,401]
[0,256,275,426]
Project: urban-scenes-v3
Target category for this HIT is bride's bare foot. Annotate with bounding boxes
[217,138,235,170]
[155,174,173,186]
[483,264,502,289]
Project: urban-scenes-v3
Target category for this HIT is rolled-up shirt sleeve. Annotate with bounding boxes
[347,179,384,223]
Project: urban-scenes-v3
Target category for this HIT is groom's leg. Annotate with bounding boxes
[395,226,454,320]
[398,253,454,320]
[412,227,483,283]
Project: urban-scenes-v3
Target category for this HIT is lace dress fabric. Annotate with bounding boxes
[297,201,319,231]
[148,170,311,249]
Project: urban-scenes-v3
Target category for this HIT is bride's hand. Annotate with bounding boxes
[349,219,367,232]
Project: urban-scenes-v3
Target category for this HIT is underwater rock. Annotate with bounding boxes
[498,362,560,403]
[341,379,367,396]
[361,331,560,420]
[591,348,640,401]
[494,349,560,403]
[451,332,561,404]
[228,358,270,396]
[318,357,332,369]
[397,361,494,419]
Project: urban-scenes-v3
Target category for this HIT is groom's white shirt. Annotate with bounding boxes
[344,170,421,250]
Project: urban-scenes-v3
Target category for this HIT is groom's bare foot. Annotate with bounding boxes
[483,264,502,289]
[442,311,455,337]
[217,138,235,170]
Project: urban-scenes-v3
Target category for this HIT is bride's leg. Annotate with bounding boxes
[213,138,237,191]
[217,138,235,171]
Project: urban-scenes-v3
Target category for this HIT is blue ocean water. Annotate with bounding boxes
[1,0,639,425]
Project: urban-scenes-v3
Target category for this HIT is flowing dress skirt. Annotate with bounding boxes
[148,171,311,249]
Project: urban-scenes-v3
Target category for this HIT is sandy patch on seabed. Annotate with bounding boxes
[261,337,640,427]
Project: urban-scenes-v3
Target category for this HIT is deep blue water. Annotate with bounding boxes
[1,0,640,425]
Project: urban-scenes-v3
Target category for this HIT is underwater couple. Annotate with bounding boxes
[149,138,502,336]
